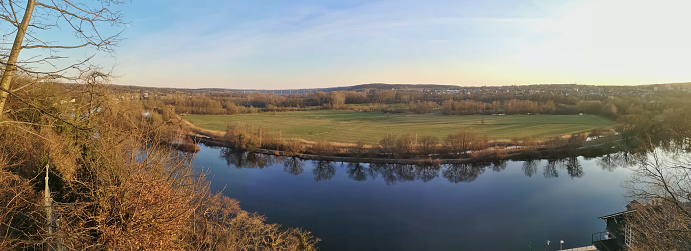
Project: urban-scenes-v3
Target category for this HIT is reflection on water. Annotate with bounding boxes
[597,152,636,171]
[221,148,275,168]
[194,145,633,251]
[218,147,630,185]
[443,163,485,183]
[522,160,538,177]
[313,161,336,181]
[283,157,305,175]
[346,162,369,181]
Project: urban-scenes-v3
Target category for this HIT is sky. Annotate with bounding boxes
[76,0,691,88]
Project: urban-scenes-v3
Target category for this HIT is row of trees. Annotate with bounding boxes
[143,85,630,111]
[440,99,557,115]
[223,123,306,156]
[145,94,260,115]
[221,124,595,161]
[377,130,489,158]
[148,88,646,120]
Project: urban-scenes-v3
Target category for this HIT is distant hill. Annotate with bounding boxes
[231,83,465,94]
[345,83,462,91]
[110,81,691,95]
[109,83,467,94]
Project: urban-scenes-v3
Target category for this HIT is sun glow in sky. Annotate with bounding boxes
[108,0,691,89]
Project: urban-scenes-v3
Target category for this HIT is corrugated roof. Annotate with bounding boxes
[598,210,635,220]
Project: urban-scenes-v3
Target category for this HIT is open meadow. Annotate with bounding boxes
[183,110,613,145]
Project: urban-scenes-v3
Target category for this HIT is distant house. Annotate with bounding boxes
[592,201,640,251]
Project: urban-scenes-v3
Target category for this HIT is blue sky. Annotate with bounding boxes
[101,0,691,89]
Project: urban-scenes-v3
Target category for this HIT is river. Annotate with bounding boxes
[192,145,631,250]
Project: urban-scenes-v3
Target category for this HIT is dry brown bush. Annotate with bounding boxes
[495,148,509,159]
[224,123,263,150]
[379,134,397,157]
[185,194,318,250]
[283,138,306,156]
[313,140,334,157]
[394,133,416,158]
[625,200,691,251]
[417,136,439,157]
[444,129,487,157]
[0,159,41,250]
[0,81,318,250]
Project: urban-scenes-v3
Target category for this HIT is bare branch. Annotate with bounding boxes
[36,2,99,22]
[22,42,94,49]
[8,0,19,23]
[0,13,18,25]
[0,84,88,130]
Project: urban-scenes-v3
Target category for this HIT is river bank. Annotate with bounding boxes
[179,116,622,164]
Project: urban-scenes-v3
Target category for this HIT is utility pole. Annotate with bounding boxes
[44,161,63,251]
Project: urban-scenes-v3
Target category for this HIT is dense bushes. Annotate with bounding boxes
[0,82,317,250]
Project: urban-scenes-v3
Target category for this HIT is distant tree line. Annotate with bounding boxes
[137,88,656,120]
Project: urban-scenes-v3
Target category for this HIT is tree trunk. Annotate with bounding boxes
[0,0,36,117]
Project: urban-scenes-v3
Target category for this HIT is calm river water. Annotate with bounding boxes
[192,145,631,251]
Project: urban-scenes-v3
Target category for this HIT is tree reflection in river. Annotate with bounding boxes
[540,158,585,179]
[415,164,441,183]
[442,163,487,183]
[369,163,417,185]
[543,159,560,178]
[283,157,305,175]
[522,160,538,177]
[346,162,368,181]
[597,152,635,171]
[313,161,336,182]
[565,157,584,178]
[214,147,626,185]
[220,148,274,168]
[491,160,507,172]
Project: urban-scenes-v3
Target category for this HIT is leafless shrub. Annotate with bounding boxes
[417,136,439,157]
[185,194,318,250]
[625,149,691,250]
[379,134,397,157]
[283,139,305,157]
[0,80,319,250]
[225,123,262,150]
[394,133,416,158]
[313,139,334,157]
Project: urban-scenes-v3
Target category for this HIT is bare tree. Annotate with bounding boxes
[444,129,484,157]
[417,135,439,157]
[394,132,415,158]
[625,149,691,250]
[328,90,346,109]
[379,133,397,157]
[0,0,123,116]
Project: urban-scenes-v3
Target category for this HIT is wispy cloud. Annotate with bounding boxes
[112,0,691,88]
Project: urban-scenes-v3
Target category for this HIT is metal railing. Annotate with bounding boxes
[592,231,613,251]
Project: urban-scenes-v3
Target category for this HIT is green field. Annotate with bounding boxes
[184,110,613,144]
